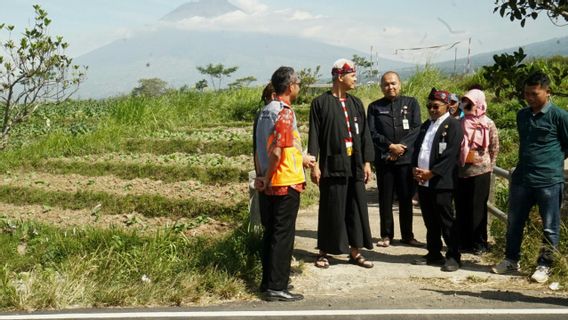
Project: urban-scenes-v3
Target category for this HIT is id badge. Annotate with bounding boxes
[438,142,447,154]
[345,140,353,156]
[402,119,409,130]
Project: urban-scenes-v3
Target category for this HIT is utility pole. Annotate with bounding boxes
[466,37,472,74]
[453,47,457,75]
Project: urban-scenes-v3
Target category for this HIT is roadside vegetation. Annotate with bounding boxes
[0,55,567,309]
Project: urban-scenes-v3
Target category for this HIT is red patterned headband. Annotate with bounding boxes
[332,63,356,76]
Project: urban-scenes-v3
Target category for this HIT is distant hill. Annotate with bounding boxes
[74,0,567,99]
[74,28,413,99]
[428,36,568,75]
[161,0,240,21]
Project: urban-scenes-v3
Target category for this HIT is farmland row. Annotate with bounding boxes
[35,153,252,184]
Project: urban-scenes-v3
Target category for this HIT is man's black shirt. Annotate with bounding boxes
[367,96,421,165]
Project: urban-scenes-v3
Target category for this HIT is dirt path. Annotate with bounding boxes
[290,179,567,301]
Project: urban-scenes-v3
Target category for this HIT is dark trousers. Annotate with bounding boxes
[418,186,460,261]
[376,163,415,240]
[455,172,491,251]
[259,188,300,291]
[317,177,374,254]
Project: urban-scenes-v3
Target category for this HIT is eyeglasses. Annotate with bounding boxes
[426,103,443,110]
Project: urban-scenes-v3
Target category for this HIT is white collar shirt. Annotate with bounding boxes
[417,112,450,187]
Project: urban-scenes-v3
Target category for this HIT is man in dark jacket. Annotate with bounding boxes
[308,58,375,269]
[412,88,463,272]
[368,71,422,248]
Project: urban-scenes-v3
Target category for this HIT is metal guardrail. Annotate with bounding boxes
[488,166,511,221]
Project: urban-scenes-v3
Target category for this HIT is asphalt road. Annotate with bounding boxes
[2,306,568,320]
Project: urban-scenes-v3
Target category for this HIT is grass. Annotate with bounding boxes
[0,218,262,309]
[490,213,568,282]
[121,138,252,157]
[1,63,568,310]
[38,159,249,184]
[0,186,247,220]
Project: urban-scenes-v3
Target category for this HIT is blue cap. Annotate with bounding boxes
[450,93,459,103]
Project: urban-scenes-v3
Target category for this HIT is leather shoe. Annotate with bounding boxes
[412,254,445,266]
[263,289,304,302]
[401,238,424,247]
[260,284,294,292]
[441,257,461,272]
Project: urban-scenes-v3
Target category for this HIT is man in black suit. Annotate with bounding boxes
[368,71,422,248]
[411,88,463,272]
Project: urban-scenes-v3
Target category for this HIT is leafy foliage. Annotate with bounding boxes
[482,48,530,101]
[131,78,168,97]
[296,65,323,104]
[196,63,238,91]
[494,0,568,27]
[228,76,256,89]
[352,54,379,84]
[0,5,86,149]
[194,79,208,92]
[482,48,568,101]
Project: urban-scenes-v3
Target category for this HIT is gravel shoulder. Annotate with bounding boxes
[288,180,568,305]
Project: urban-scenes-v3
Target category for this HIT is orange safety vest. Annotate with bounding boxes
[267,129,305,187]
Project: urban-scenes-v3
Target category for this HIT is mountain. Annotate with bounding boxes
[74,30,413,99]
[161,0,240,21]
[429,36,568,75]
[73,0,414,99]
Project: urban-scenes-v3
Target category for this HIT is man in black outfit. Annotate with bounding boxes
[308,58,375,269]
[367,71,422,248]
[411,88,463,272]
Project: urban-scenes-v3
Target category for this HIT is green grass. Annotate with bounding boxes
[0,186,247,220]
[490,214,568,283]
[0,218,262,309]
[38,160,249,184]
[121,138,252,157]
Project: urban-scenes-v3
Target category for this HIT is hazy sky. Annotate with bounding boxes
[1,0,566,63]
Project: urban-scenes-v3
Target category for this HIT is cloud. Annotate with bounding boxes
[161,0,459,63]
[229,0,268,14]
[290,10,322,21]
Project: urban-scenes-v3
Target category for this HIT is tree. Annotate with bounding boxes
[494,0,568,27]
[298,65,321,90]
[0,5,86,149]
[195,79,208,92]
[482,48,528,101]
[228,76,256,89]
[352,54,378,83]
[196,63,238,91]
[131,78,168,97]
[296,65,321,103]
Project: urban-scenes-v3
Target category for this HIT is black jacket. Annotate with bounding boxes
[368,96,421,165]
[412,115,462,190]
[308,91,374,179]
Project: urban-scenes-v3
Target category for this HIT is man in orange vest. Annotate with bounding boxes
[254,66,315,301]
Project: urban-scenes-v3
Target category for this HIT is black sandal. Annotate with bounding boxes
[314,254,330,269]
[349,254,373,268]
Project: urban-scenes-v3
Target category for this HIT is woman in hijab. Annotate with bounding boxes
[455,89,499,255]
